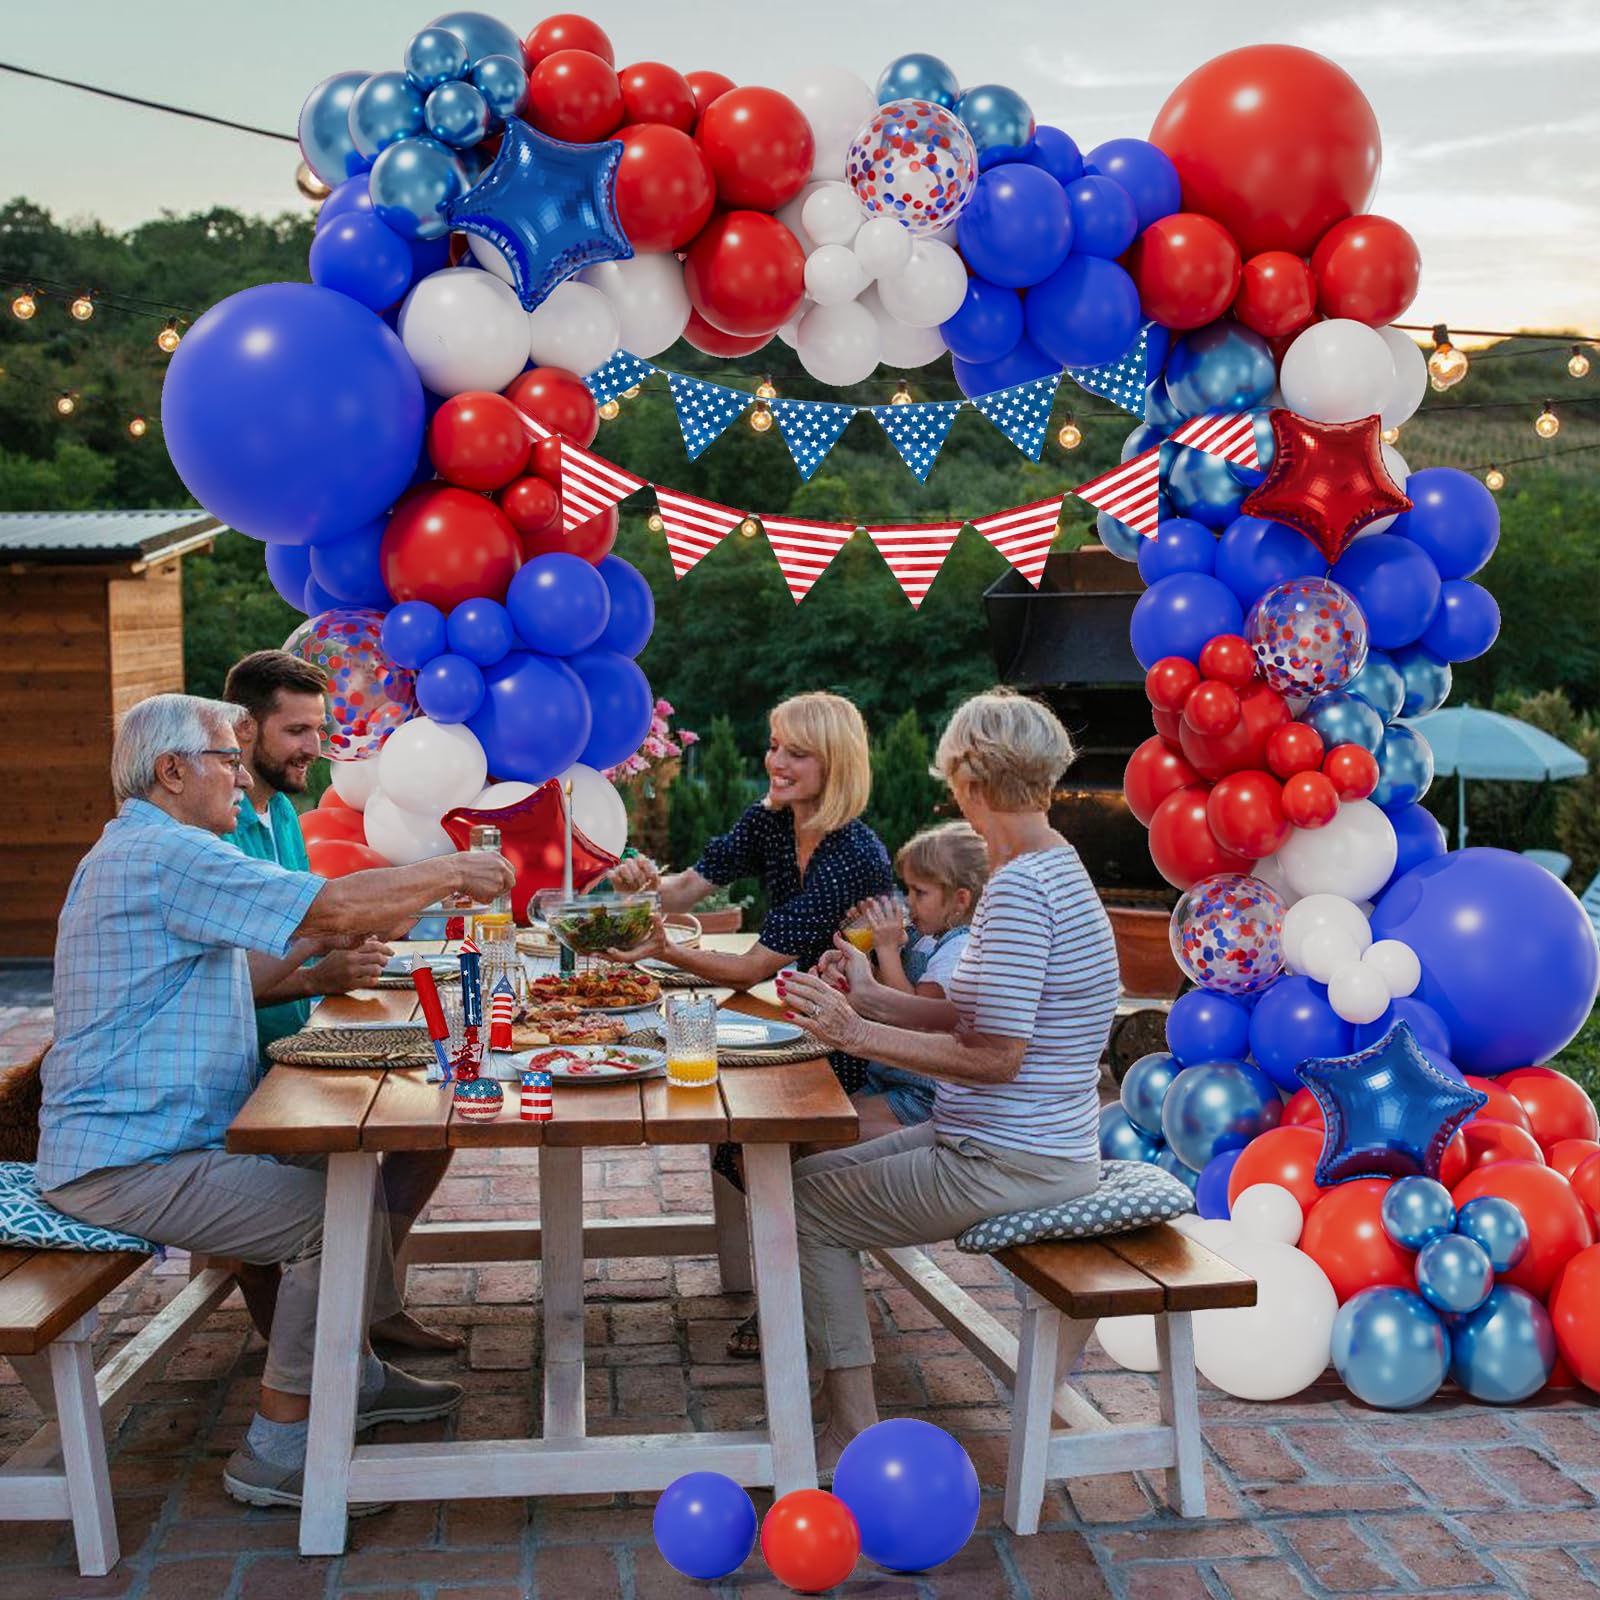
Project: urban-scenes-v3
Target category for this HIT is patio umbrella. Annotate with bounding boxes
[1404,707,1589,849]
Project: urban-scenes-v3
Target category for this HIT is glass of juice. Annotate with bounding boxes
[665,991,719,1088]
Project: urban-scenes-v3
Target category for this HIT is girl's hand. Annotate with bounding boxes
[603,913,670,964]
[782,969,868,1054]
[861,895,908,952]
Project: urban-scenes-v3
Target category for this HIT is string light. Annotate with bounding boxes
[622,384,641,400]
[1484,465,1505,491]
[1057,413,1082,450]
[754,376,777,402]
[10,287,36,320]
[1428,323,1469,391]
[156,318,181,353]
[1535,400,1561,439]
[1570,345,1592,379]
[738,517,760,539]
[69,291,95,322]
[890,379,913,406]
[294,160,331,202]
[749,401,773,433]
[597,398,620,421]
[127,415,148,438]
[54,391,77,416]
[1381,425,1401,445]
[646,512,664,533]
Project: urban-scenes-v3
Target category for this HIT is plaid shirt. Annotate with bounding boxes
[37,797,324,1189]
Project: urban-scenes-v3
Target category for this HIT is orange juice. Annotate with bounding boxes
[843,926,875,953]
[667,1055,719,1087]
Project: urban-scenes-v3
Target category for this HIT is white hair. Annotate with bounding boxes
[112,693,247,803]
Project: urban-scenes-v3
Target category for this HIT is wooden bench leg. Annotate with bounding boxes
[710,1165,753,1294]
[49,1313,119,1577]
[1154,1311,1205,1517]
[1003,1289,1060,1536]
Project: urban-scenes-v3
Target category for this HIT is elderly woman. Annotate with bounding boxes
[782,690,1120,1470]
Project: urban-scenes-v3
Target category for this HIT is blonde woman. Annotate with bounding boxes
[782,689,1120,1471]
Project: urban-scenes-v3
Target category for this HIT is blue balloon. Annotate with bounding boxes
[1143,324,1172,383]
[1378,805,1448,898]
[298,71,371,187]
[833,1419,979,1572]
[1099,1103,1162,1163]
[447,596,516,665]
[161,283,425,546]
[507,554,611,657]
[369,135,469,241]
[1214,515,1324,609]
[1138,518,1215,585]
[1248,976,1352,1091]
[1345,649,1406,723]
[1145,380,1184,430]
[1064,175,1138,259]
[1330,535,1443,651]
[1354,997,1452,1058]
[1024,255,1142,369]
[303,576,343,615]
[957,166,1072,288]
[1301,690,1385,756]
[1154,1145,1200,1192]
[875,53,961,108]
[1083,139,1181,228]
[953,84,1035,168]
[1416,1235,1494,1316]
[1166,446,1248,528]
[408,234,452,280]
[309,212,416,311]
[1380,1176,1456,1251]
[1168,989,1252,1067]
[1419,579,1500,663]
[1164,325,1276,416]
[652,1471,757,1582]
[1095,510,1143,562]
[425,80,490,147]
[941,275,1024,365]
[382,600,448,669]
[1390,643,1452,718]
[468,650,591,782]
[952,335,1057,399]
[416,653,485,723]
[308,516,390,607]
[265,543,313,612]
[1121,1052,1182,1138]
[471,53,529,125]
[1449,1285,1555,1403]
[405,26,470,91]
[1195,1149,1243,1219]
[429,10,525,67]
[1372,724,1434,810]
[1331,1288,1450,1410]
[1455,1196,1531,1274]
[1391,467,1500,580]
[1123,422,1166,460]
[1159,1059,1281,1172]
[348,71,427,160]
[596,555,654,657]
[1129,572,1243,669]
[567,648,653,770]
[317,175,376,231]
[1024,126,1084,185]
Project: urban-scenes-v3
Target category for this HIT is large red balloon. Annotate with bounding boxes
[1207,770,1290,859]
[517,503,617,566]
[1300,1178,1415,1303]
[1311,215,1421,326]
[522,14,614,69]
[760,1490,860,1594]
[427,392,528,493]
[613,123,717,253]
[503,367,598,448]
[1149,44,1381,258]
[1549,1244,1600,1392]
[1125,735,1200,827]
[1126,214,1242,330]
[685,69,736,128]
[305,837,391,878]
[1461,1119,1544,1173]
[1148,783,1252,892]
[299,808,367,848]
[1497,1067,1600,1150]
[525,48,625,143]
[694,87,814,211]
[1228,1125,1325,1215]
[681,307,775,358]
[1178,680,1291,781]
[498,475,563,540]
[617,62,696,131]
[1451,1161,1595,1301]
[1547,1138,1600,1182]
[1233,251,1318,338]
[683,211,806,335]
[380,484,523,611]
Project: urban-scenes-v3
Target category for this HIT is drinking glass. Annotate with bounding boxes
[665,991,719,1088]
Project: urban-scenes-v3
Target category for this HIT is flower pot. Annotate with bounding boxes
[1106,904,1184,1000]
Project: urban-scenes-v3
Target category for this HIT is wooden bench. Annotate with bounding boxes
[869,1221,1256,1534]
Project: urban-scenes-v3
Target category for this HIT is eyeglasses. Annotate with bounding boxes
[196,748,245,771]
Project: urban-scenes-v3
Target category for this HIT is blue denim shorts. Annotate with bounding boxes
[857,1062,936,1127]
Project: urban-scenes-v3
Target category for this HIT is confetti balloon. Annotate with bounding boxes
[1245,576,1369,698]
[846,100,978,237]
[1170,872,1288,995]
[285,607,416,759]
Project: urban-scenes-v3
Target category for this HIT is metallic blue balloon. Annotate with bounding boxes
[1096,510,1143,562]
[1146,380,1184,429]
[1392,643,1453,717]
[1123,422,1166,460]
[471,53,529,125]
[1373,723,1435,809]
[406,28,470,91]
[1345,649,1406,723]
[298,70,372,186]
[1121,1052,1182,1138]
[369,136,469,241]
[1099,1103,1163,1164]
[953,84,1036,170]
[1380,1176,1456,1250]
[1159,1059,1281,1173]
[876,52,962,108]
[1448,1285,1556,1403]
[1154,1145,1199,1193]
[1415,1235,1494,1316]
[428,10,524,67]
[1225,407,1278,488]
[348,71,427,161]
[1331,1287,1450,1410]
[425,80,490,147]
[1454,1196,1530,1274]
[1302,690,1385,756]
[1167,446,1248,529]
[1165,324,1277,416]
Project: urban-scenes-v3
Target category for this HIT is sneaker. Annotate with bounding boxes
[222,1442,391,1516]
[356,1362,464,1428]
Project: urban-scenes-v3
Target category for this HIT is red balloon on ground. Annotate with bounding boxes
[1461,1119,1545,1173]
[1300,1178,1415,1303]
[695,86,815,211]
[1282,1089,1324,1129]
[1462,1077,1535,1134]
[1311,214,1422,326]
[525,48,625,142]
[1148,783,1252,892]
[1179,680,1292,781]
[1198,633,1256,689]
[380,484,523,611]
[1497,1067,1600,1149]
[1228,1125,1326,1214]
[617,61,697,131]
[1281,770,1339,828]
[1233,251,1318,338]
[1125,735,1201,827]
[522,14,615,70]
[305,837,391,878]
[1549,1244,1600,1392]
[681,307,775,358]
[685,69,736,128]
[684,211,806,335]
[760,1490,860,1593]
[427,392,528,492]
[1149,44,1381,258]
[614,123,718,252]
[1207,769,1290,859]
[1569,1153,1600,1228]
[1126,213,1243,330]
[1266,722,1325,780]
[497,475,563,540]
[518,504,617,566]
[1323,743,1378,801]
[1547,1138,1600,1182]
[299,808,367,847]
[1451,1161,1595,1301]
[1146,656,1202,713]
[503,367,598,447]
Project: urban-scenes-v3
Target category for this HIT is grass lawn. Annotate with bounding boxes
[1555,1003,1600,1103]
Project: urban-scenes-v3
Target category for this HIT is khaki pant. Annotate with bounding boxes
[44,1150,400,1395]
[792,1122,1099,1371]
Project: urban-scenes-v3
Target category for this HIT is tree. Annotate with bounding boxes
[667,716,764,914]
[867,710,945,859]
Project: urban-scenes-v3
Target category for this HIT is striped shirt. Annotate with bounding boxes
[937,846,1119,1160]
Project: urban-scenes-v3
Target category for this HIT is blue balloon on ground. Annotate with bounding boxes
[1345,649,1406,723]
[1449,1286,1555,1403]
[1164,324,1276,415]
[1331,1288,1450,1410]
[447,596,516,665]
[1024,125,1084,185]
[1330,535,1443,651]
[309,516,390,607]
[265,544,313,612]
[1380,1176,1456,1251]
[415,653,485,723]
[1100,1103,1162,1163]
[1064,176,1138,258]
[298,71,371,186]
[1214,515,1324,608]
[1415,1235,1494,1317]
[1391,467,1500,579]
[1121,1052,1182,1138]
[876,52,961,108]
[1167,988,1252,1067]
[317,174,376,231]
[953,84,1035,168]
[1137,518,1215,584]
[1455,1196,1531,1274]
[1166,446,1248,528]
[1420,579,1500,663]
[568,648,653,770]
[429,10,526,68]
[1373,724,1434,810]
[1083,138,1180,228]
[1155,1145,1199,1193]
[1302,690,1385,756]
[1129,572,1243,669]
[1378,805,1447,898]
[162,283,425,546]
[956,165,1072,288]
[1195,1149,1243,1219]
[1391,644,1452,717]
[1024,255,1142,369]
[348,71,427,161]
[309,212,416,312]
[1095,511,1143,562]
[941,275,1024,365]
[652,1471,757,1581]
[952,335,1057,399]
[369,135,468,241]
[596,556,654,657]
[1159,1059,1281,1172]
[506,554,611,657]
[1354,998,1452,1058]
[1249,976,1353,1091]
[381,600,447,670]
[468,651,592,783]
[833,1418,979,1572]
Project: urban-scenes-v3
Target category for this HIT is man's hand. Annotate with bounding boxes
[456,853,517,904]
[311,937,391,994]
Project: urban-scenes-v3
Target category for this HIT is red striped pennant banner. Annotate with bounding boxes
[865,521,966,609]
[759,515,858,603]
[1073,444,1162,538]
[653,487,742,579]
[1168,410,1261,471]
[559,438,649,532]
[971,496,1066,588]
[507,405,553,444]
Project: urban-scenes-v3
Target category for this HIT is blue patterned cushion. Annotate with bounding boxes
[0,1162,154,1253]
[956,1161,1195,1253]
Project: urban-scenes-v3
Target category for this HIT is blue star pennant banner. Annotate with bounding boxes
[770,398,859,481]
[1067,322,1156,418]
[869,400,963,483]
[969,374,1062,461]
[584,351,657,406]
[667,373,752,461]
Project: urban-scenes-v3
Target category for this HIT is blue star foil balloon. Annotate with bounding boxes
[444,117,633,312]
[1298,1021,1488,1186]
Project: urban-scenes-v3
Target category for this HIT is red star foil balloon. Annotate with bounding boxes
[442,781,620,923]
[1241,410,1412,564]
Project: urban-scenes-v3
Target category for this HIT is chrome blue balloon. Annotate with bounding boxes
[953,84,1035,169]
[1380,1176,1456,1250]
[1164,324,1276,416]
[1454,1196,1530,1274]
[1099,1103,1162,1164]
[1121,1052,1182,1138]
[1146,380,1184,429]
[405,27,469,91]
[1373,723,1435,810]
[1392,642,1453,717]
[298,70,372,186]
[428,10,524,67]
[1415,1234,1494,1316]
[1345,649,1406,723]
[1302,690,1385,756]
[1225,407,1278,488]
[425,80,490,147]
[369,136,468,241]
[1096,509,1143,562]
[1167,446,1248,529]
[471,53,528,125]
[1331,1287,1450,1410]
[1449,1285,1556,1403]
[875,52,962,108]
[348,71,427,161]
[1154,1145,1199,1193]
[1159,1059,1281,1173]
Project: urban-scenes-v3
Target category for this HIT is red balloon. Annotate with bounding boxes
[305,837,391,878]
[1547,1138,1600,1182]
[427,392,529,493]
[1233,251,1318,338]
[317,785,354,812]
[1323,743,1379,802]
[1228,1125,1325,1214]
[1179,680,1292,781]
[685,69,736,128]
[299,808,367,848]
[503,367,598,447]
[1439,1129,1470,1191]
[683,211,806,335]
[528,434,564,485]
[760,1490,860,1593]
[1183,680,1241,737]
[695,87,815,211]
[1145,656,1201,713]
[617,61,697,131]
[1266,722,1325,780]
[1281,770,1339,829]
[1126,213,1242,330]
[1300,1178,1416,1303]
[522,14,614,69]
[1311,214,1421,326]
[517,503,617,566]
[380,484,523,611]
[498,475,563,540]
[1462,1077,1535,1134]
[525,48,625,143]
[1497,1067,1600,1150]
[1451,1161,1595,1300]
[1462,1119,1545,1173]
[681,306,775,358]
[1549,1244,1600,1392]
[1198,633,1256,689]
[613,124,717,252]
[1568,1153,1600,1227]
[1282,1088,1324,1129]
[1125,735,1201,827]
[1148,784,1252,892]
[1207,770,1290,859]
[1149,44,1381,258]
[1150,706,1184,748]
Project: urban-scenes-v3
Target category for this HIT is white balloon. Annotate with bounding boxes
[560,762,629,857]
[1251,852,1299,909]
[467,233,516,285]
[363,791,455,865]
[1281,893,1372,971]
[1328,960,1393,1024]
[580,254,691,360]
[1230,1184,1304,1246]
[527,280,620,376]
[1277,800,1398,902]
[1094,1315,1159,1371]
[776,180,831,256]
[1298,926,1363,985]
[776,304,811,349]
[376,717,487,815]
[802,183,865,248]
[1364,938,1421,998]
[860,285,947,369]
[853,216,914,283]
[1278,319,1397,424]
[1377,325,1428,429]
[874,239,968,329]
[796,299,881,386]
[1358,443,1411,537]
[329,756,381,813]
[469,779,538,810]
[398,268,531,397]
[784,66,877,179]
[804,243,868,307]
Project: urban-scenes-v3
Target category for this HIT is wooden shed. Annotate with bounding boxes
[0,511,218,959]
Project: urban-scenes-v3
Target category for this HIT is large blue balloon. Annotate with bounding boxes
[1213,515,1324,609]
[1248,975,1352,1091]
[298,71,371,187]
[596,555,654,657]
[1378,804,1447,897]
[162,283,425,546]
[309,516,390,607]
[348,71,427,161]
[1195,1149,1243,1219]
[1159,1059,1281,1172]
[1390,467,1500,579]
[1448,1285,1555,1403]
[428,10,526,68]
[1083,139,1180,228]
[446,596,516,666]
[1164,324,1276,415]
[1372,724,1434,810]
[652,1471,757,1582]
[1024,126,1084,185]
[1301,690,1385,756]
[956,165,1072,288]
[876,52,961,108]
[833,1419,979,1572]
[952,84,1035,168]
[1420,579,1500,663]
[369,135,469,241]
[468,651,592,783]
[568,648,653,771]
[1345,648,1406,722]
[265,544,313,612]
[1167,989,1252,1067]
[415,653,485,723]
[1370,848,1600,1075]
[952,335,1057,399]
[1331,1287,1449,1410]
[1100,1103,1161,1163]
[1137,518,1215,585]
[1166,446,1248,528]
[1063,175,1138,259]
[1330,535,1443,651]
[941,275,1024,365]
[1024,256,1141,369]
[309,212,416,311]
[1121,1052,1181,1138]
[1390,643,1452,718]
[381,600,447,669]
[1129,572,1243,669]
[1353,997,1452,1058]
[507,554,611,657]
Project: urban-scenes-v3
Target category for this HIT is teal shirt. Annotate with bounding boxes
[226,791,314,1059]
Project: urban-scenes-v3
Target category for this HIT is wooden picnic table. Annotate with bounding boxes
[225,934,856,1557]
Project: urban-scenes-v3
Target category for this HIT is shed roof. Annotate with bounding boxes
[0,510,221,566]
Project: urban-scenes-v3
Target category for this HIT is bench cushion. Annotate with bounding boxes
[956,1161,1195,1253]
[0,1162,155,1254]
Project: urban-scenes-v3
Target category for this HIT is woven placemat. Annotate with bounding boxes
[639,964,713,990]
[267,1026,434,1068]
[621,1026,827,1069]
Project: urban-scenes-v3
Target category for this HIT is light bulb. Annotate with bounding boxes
[55,392,77,416]
[1535,401,1560,439]
[754,376,777,401]
[295,160,331,202]
[890,380,913,406]
[1484,465,1505,492]
[11,289,36,320]
[1057,417,1083,450]
[622,384,641,400]
[739,517,759,539]
[1569,345,1591,379]
[157,319,181,353]
[749,402,773,433]
[598,398,620,421]
[1427,323,1468,391]
[127,415,148,438]
[646,512,664,534]
[1381,425,1400,445]
[69,292,95,322]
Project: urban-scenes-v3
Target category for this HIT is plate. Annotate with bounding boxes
[581,999,665,1020]
[333,1019,427,1032]
[715,1017,804,1050]
[488,1045,666,1083]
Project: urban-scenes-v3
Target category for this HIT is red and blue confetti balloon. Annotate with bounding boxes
[1245,576,1369,698]
[284,606,417,760]
[1170,872,1288,995]
[846,100,977,237]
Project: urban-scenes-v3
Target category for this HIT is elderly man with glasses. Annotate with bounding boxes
[36,693,515,1514]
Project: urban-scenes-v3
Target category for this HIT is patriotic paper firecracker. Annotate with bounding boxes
[520,1068,553,1122]
[490,976,515,1051]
